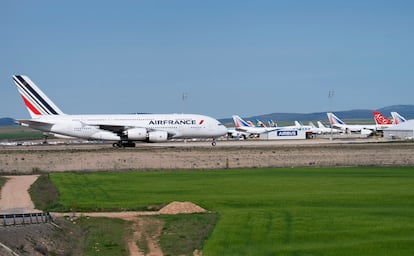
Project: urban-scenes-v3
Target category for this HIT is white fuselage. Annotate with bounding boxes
[24,113,227,141]
[332,123,376,133]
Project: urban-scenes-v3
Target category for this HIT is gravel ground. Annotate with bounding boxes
[1,139,413,256]
[0,140,413,174]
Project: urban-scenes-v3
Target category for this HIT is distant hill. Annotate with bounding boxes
[3,105,414,126]
[220,105,414,125]
[0,118,16,126]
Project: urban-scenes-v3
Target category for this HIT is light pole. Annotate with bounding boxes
[328,91,334,141]
[182,93,188,114]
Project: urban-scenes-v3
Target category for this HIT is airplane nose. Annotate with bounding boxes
[219,125,227,135]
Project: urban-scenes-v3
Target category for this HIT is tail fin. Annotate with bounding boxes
[294,121,303,127]
[390,112,407,125]
[256,119,266,128]
[246,121,255,127]
[12,75,65,118]
[373,111,392,125]
[327,112,345,126]
[232,115,252,128]
[317,121,327,128]
[268,120,277,127]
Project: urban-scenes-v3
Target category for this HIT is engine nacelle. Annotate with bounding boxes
[360,129,373,135]
[148,131,168,142]
[124,128,147,140]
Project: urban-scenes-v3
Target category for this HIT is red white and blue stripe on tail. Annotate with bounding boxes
[13,75,64,118]
[328,112,345,125]
[232,115,252,128]
[391,112,407,125]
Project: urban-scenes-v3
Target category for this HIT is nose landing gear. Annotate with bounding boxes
[211,139,217,146]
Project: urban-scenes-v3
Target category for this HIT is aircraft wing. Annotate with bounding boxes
[16,119,54,130]
[94,124,176,138]
[97,124,127,134]
[261,127,283,133]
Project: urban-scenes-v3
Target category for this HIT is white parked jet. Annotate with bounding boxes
[292,121,313,132]
[226,127,250,140]
[12,75,227,147]
[232,115,279,135]
[327,112,374,135]
[309,121,340,134]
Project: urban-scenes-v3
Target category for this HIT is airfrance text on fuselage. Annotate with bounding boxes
[149,119,197,125]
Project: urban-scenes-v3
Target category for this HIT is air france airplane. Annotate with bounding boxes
[232,115,279,135]
[12,75,227,147]
[327,112,374,135]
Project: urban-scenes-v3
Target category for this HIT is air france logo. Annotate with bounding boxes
[149,119,203,125]
[277,130,298,136]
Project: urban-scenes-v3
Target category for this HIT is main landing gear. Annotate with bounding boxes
[211,139,217,146]
[112,141,136,148]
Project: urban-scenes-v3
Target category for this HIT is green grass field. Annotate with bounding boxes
[49,167,414,255]
[0,126,44,140]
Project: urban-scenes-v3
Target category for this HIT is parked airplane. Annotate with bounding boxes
[12,75,227,147]
[390,112,407,125]
[327,112,374,135]
[268,120,277,128]
[226,127,250,140]
[308,121,340,134]
[318,121,340,134]
[233,116,314,137]
[292,121,313,132]
[255,119,266,128]
[372,111,393,130]
[232,115,279,135]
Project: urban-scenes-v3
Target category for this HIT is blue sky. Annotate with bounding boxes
[1,1,413,119]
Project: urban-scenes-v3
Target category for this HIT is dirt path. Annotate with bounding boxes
[127,217,164,256]
[55,212,165,256]
[0,175,40,214]
[52,202,206,256]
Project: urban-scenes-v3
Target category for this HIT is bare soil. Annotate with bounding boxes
[0,217,84,256]
[0,175,40,214]
[1,140,414,255]
[1,140,414,174]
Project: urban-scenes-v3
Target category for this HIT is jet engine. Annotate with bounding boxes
[360,129,373,136]
[124,128,147,140]
[148,131,168,142]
